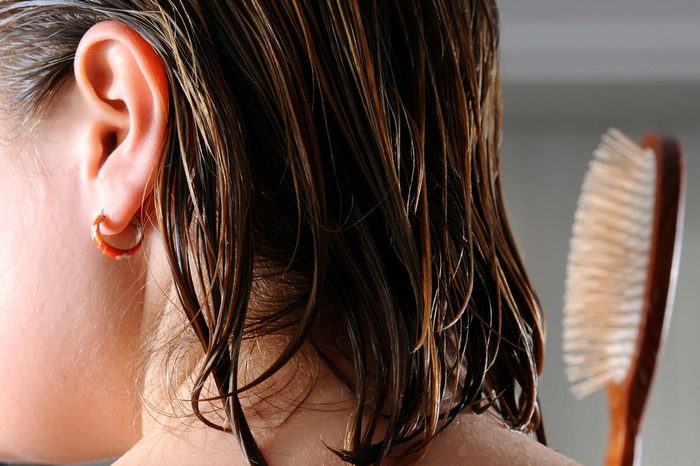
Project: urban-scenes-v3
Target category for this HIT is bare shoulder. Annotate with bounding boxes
[112,424,250,466]
[419,410,581,466]
[113,399,578,466]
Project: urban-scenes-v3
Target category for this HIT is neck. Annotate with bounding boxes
[124,332,353,465]
[126,230,354,464]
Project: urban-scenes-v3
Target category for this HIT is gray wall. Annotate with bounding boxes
[501,82,700,465]
[498,1,700,463]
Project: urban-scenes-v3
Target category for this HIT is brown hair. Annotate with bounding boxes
[0,1,545,464]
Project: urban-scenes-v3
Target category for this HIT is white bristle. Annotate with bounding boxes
[563,128,656,400]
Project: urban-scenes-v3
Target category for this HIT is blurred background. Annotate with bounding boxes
[499,0,700,465]
[8,1,699,465]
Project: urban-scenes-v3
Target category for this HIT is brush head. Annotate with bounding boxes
[563,128,656,400]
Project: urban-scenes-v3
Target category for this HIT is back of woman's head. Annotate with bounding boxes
[0,1,545,464]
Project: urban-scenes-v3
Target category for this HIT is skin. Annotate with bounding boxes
[0,21,580,466]
[0,20,167,463]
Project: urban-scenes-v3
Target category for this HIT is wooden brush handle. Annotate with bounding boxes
[605,133,685,466]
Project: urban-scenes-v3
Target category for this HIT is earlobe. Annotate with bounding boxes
[74,20,169,236]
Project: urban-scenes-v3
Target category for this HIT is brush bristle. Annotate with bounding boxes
[563,128,656,400]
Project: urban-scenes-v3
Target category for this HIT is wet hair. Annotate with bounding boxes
[0,1,545,464]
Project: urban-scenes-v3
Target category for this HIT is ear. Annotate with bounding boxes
[75,20,169,236]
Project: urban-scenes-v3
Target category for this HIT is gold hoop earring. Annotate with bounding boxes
[91,209,143,260]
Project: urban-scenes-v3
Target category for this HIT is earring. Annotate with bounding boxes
[91,209,144,260]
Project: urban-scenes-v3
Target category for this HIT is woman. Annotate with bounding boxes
[0,1,577,465]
